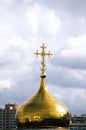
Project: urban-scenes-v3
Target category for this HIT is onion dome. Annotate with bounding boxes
[16,44,70,129]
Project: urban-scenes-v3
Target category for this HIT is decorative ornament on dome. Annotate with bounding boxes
[34,43,53,78]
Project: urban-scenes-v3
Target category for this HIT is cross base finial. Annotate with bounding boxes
[40,73,46,78]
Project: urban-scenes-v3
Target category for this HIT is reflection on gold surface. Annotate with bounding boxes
[16,44,70,128]
[16,78,70,128]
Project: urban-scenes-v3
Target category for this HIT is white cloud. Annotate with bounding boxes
[68,34,86,49]
[0,79,13,89]
[26,4,38,34]
[43,11,61,35]
[26,4,61,35]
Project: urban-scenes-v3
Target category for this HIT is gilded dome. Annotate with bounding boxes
[16,77,70,128]
[16,44,70,129]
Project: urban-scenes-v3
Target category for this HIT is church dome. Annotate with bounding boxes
[16,77,70,128]
[16,44,70,129]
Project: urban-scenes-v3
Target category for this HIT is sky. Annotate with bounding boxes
[0,0,86,115]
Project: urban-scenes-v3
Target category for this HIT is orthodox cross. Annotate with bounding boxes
[34,43,53,77]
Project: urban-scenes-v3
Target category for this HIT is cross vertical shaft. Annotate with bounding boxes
[34,43,53,78]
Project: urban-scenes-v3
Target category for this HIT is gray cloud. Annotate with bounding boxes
[47,65,85,88]
[38,0,86,17]
[0,0,86,115]
[53,51,86,70]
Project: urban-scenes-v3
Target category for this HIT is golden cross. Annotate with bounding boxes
[34,43,53,77]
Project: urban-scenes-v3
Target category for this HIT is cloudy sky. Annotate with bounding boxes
[0,0,86,115]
